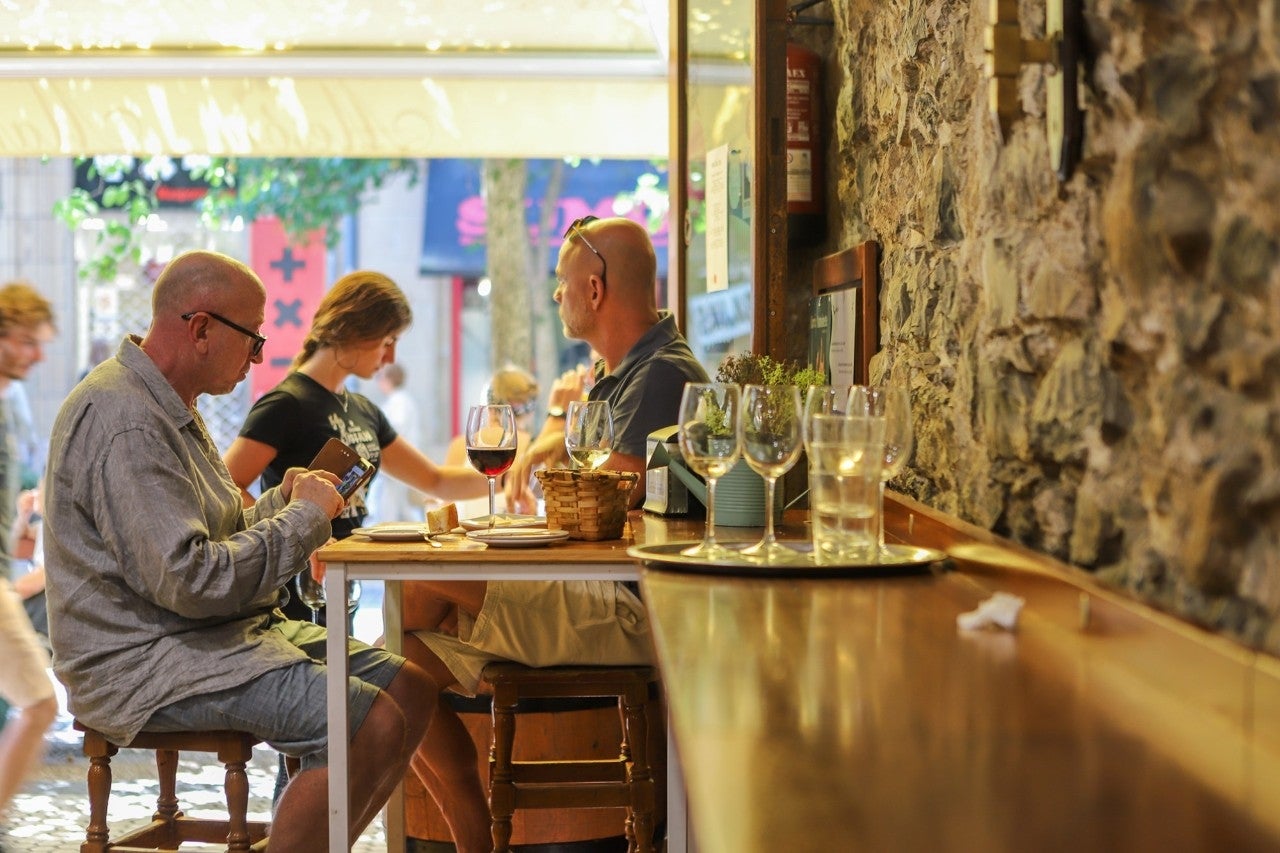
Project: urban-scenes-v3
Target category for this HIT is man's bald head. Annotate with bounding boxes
[152,250,265,318]
[578,218,658,314]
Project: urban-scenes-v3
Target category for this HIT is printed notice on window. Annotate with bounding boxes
[705,144,730,293]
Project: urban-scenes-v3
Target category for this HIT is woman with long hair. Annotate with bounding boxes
[224,269,486,621]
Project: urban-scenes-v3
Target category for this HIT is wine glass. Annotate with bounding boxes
[738,384,804,563]
[850,385,914,555]
[564,400,614,470]
[295,573,325,623]
[803,385,855,441]
[465,404,518,529]
[677,382,742,559]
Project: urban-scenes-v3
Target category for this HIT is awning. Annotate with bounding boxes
[0,55,668,159]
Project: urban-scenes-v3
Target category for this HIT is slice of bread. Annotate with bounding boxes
[426,502,459,534]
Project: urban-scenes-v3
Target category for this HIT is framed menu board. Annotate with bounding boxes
[810,241,880,385]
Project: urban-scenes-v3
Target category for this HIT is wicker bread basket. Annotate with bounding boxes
[535,468,639,541]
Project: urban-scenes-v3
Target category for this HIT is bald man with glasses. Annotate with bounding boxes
[43,250,434,851]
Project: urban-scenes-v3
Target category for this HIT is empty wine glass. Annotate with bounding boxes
[850,385,914,555]
[739,384,804,563]
[465,403,518,529]
[564,400,614,470]
[677,382,742,559]
[803,384,856,440]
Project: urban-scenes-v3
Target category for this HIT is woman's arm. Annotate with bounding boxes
[222,436,280,506]
[378,436,490,501]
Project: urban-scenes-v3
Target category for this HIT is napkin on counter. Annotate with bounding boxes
[957,592,1025,631]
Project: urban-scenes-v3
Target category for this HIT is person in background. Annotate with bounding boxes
[42,251,432,850]
[10,485,47,646]
[369,363,424,522]
[223,269,488,625]
[0,283,58,837]
[443,364,539,520]
[399,217,709,851]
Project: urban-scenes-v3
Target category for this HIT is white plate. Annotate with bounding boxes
[460,514,548,531]
[465,527,570,548]
[351,523,426,542]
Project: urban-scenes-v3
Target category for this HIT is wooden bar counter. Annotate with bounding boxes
[637,496,1280,853]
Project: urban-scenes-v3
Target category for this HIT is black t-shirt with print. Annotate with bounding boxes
[239,371,397,541]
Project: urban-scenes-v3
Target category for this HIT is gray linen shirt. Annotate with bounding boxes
[43,336,332,744]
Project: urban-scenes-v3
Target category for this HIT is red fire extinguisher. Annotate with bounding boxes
[786,42,826,245]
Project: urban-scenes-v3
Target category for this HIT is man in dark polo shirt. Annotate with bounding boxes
[400,217,707,852]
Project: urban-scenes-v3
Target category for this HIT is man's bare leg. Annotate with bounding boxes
[270,661,434,850]
[402,633,492,853]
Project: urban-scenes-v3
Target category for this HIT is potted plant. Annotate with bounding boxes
[705,354,825,526]
[715,353,827,392]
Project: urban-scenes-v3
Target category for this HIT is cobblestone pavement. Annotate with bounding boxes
[4,712,387,852]
[4,713,386,852]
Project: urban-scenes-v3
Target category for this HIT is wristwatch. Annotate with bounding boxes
[547,405,567,419]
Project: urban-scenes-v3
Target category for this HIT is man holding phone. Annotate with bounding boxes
[43,250,433,851]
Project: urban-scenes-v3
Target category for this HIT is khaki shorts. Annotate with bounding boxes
[0,578,55,708]
[414,581,652,694]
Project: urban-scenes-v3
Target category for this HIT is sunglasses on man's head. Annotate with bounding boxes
[563,216,607,283]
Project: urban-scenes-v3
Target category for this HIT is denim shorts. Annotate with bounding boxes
[143,619,403,771]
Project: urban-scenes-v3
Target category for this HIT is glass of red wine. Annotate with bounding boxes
[465,403,518,529]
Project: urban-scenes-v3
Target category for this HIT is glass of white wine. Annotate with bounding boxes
[739,383,804,563]
[564,400,614,470]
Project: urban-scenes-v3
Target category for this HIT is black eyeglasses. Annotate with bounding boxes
[563,215,607,284]
[181,311,267,358]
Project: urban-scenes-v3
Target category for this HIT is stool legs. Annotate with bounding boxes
[489,684,518,853]
[482,666,661,853]
[75,724,269,853]
[153,749,180,824]
[82,732,116,853]
[218,744,253,853]
[620,685,655,853]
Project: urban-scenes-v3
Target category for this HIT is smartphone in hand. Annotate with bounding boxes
[308,437,375,500]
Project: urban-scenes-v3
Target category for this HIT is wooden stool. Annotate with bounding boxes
[482,662,661,853]
[75,722,270,852]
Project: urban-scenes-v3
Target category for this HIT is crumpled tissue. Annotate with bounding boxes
[957,592,1025,631]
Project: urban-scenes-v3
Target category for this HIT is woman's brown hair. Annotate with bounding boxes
[293,270,412,368]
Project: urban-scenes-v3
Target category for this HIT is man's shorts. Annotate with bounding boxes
[413,580,651,694]
[144,619,403,771]
[0,577,55,709]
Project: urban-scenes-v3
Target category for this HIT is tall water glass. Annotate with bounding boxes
[564,400,614,470]
[465,404,518,529]
[805,411,884,564]
[677,382,742,559]
[739,384,804,563]
[850,385,914,554]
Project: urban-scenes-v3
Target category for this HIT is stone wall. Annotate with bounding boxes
[790,0,1280,649]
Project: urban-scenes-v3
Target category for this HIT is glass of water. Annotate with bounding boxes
[804,409,884,565]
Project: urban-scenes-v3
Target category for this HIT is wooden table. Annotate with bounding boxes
[317,513,712,853]
[638,498,1280,852]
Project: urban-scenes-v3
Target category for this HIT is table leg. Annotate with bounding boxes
[383,580,406,852]
[667,709,691,853]
[325,564,350,853]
